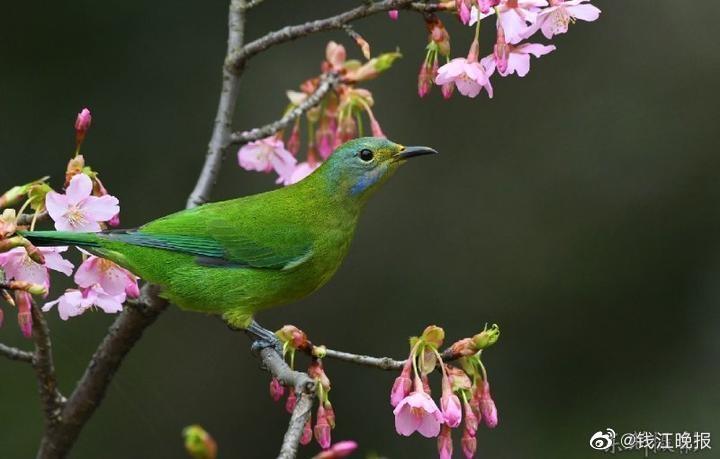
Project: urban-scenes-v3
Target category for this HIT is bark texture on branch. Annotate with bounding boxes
[277,393,313,459]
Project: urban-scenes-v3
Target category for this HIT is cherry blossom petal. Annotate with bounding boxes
[238,144,269,172]
[81,195,120,222]
[507,52,532,76]
[74,257,103,288]
[65,174,93,205]
[45,191,69,222]
[416,410,442,438]
[516,43,557,58]
[93,290,126,314]
[566,3,601,21]
[41,247,74,276]
[394,405,422,436]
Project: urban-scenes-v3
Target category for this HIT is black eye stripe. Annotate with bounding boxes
[359,149,374,161]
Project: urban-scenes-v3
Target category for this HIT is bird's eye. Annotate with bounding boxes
[359,149,374,162]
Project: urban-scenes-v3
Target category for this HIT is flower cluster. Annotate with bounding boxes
[268,325,340,451]
[391,325,500,458]
[237,40,400,185]
[418,0,600,98]
[0,108,138,335]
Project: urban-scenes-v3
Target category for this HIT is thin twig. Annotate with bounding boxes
[227,0,449,72]
[30,304,65,426]
[0,342,34,363]
[187,0,249,208]
[229,72,340,146]
[277,393,313,459]
[316,346,463,371]
[17,211,48,226]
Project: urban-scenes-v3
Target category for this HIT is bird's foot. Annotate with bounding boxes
[246,320,284,356]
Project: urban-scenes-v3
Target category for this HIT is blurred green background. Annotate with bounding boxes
[1,1,718,458]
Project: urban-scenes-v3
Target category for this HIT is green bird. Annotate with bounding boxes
[21,137,437,345]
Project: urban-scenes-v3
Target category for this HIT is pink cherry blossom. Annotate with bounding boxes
[237,137,297,184]
[440,381,462,427]
[435,57,493,98]
[46,173,120,232]
[0,246,73,289]
[43,285,126,321]
[75,255,139,297]
[393,388,444,438]
[499,0,548,43]
[478,380,499,428]
[461,428,477,459]
[279,161,320,186]
[390,360,413,407]
[523,0,601,39]
[481,42,556,77]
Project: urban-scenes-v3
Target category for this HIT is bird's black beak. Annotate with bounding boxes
[394,146,439,161]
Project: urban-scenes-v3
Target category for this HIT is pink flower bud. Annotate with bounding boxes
[269,378,285,402]
[108,213,121,227]
[0,308,5,328]
[493,26,510,75]
[461,428,477,459]
[74,108,92,146]
[300,416,313,445]
[15,291,33,338]
[324,401,336,429]
[313,441,359,459]
[308,359,331,392]
[390,373,412,407]
[458,0,471,25]
[463,399,478,436]
[437,425,453,459]
[125,279,140,298]
[440,376,463,428]
[388,10,399,20]
[314,405,332,449]
[286,390,297,413]
[441,83,454,99]
[417,62,432,98]
[479,380,498,428]
[479,0,501,14]
[287,123,301,155]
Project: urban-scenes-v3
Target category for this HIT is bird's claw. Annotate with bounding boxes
[246,320,284,356]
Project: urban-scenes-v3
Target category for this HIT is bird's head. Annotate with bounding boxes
[317,137,437,202]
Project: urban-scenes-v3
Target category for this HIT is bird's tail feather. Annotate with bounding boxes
[19,230,102,248]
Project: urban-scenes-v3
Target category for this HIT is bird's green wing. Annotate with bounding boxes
[107,197,313,270]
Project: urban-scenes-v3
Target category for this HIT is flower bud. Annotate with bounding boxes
[269,377,285,402]
[478,380,498,428]
[326,41,347,71]
[15,291,33,338]
[75,108,92,147]
[314,405,332,449]
[388,10,399,20]
[479,0,501,14]
[65,155,86,187]
[324,401,336,429]
[312,440,358,459]
[437,425,453,459]
[182,424,217,459]
[355,36,371,60]
[390,360,413,407]
[440,375,462,427]
[277,324,309,349]
[441,82,455,99]
[287,123,301,155]
[461,428,477,459]
[463,399,478,436]
[493,26,510,75]
[285,390,297,413]
[472,324,500,350]
[456,0,472,25]
[417,61,433,98]
[308,359,331,392]
[421,374,432,395]
[0,186,26,209]
[0,307,4,328]
[300,416,313,445]
[449,338,477,357]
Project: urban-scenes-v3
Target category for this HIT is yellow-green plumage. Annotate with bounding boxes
[22,138,437,328]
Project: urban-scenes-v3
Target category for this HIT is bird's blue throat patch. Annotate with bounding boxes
[350,169,382,196]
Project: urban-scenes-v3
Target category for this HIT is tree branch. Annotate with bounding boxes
[0,342,34,363]
[277,393,313,459]
[187,0,249,208]
[30,304,66,427]
[229,72,340,146]
[36,284,169,458]
[228,0,450,72]
[316,346,463,371]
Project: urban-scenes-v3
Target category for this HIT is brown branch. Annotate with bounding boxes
[36,284,169,458]
[0,342,34,363]
[229,72,340,146]
[228,0,450,72]
[278,393,313,459]
[187,0,249,208]
[31,304,66,427]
